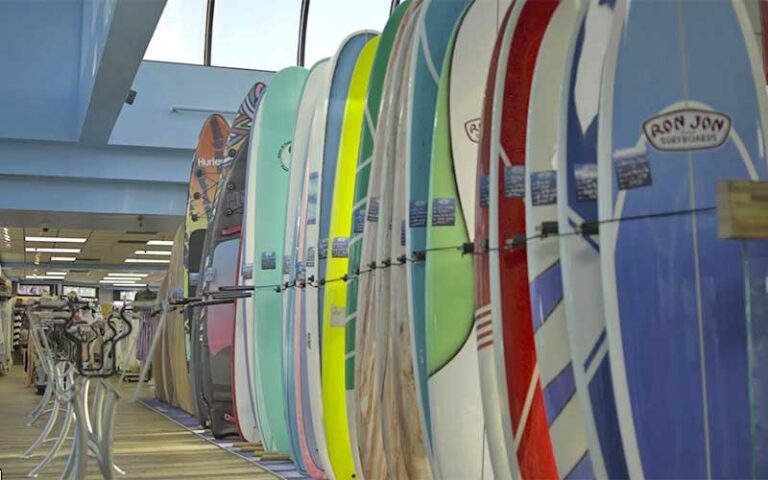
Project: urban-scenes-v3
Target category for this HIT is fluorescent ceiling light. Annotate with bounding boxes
[26,275,63,280]
[25,247,81,253]
[146,240,174,246]
[25,236,87,243]
[106,273,147,278]
[112,283,146,287]
[50,256,76,261]
[125,258,170,264]
[134,250,172,256]
[46,272,67,276]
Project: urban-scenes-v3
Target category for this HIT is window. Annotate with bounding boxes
[304,0,390,66]
[144,0,207,65]
[211,0,301,71]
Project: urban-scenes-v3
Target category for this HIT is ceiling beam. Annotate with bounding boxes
[79,0,167,145]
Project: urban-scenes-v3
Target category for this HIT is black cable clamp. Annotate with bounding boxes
[580,221,599,236]
[540,221,559,238]
[461,242,474,255]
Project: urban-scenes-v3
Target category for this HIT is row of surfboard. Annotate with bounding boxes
[152,0,768,478]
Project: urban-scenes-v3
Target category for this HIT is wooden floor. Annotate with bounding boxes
[0,366,277,479]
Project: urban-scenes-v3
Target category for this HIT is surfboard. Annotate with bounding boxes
[302,30,375,480]
[556,0,628,477]
[344,3,408,479]
[488,0,561,477]
[300,61,334,477]
[165,225,196,415]
[355,1,432,479]
[321,35,379,480]
[249,66,308,453]
[522,1,594,475]
[196,82,265,438]
[282,59,329,478]
[184,114,230,426]
[380,6,439,476]
[403,3,468,472]
[471,3,525,478]
[237,100,266,443]
[597,1,768,477]
[424,1,508,478]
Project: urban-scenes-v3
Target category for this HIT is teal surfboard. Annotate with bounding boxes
[248,66,308,454]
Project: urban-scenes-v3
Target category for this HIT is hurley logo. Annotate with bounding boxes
[465,118,481,143]
[197,157,226,167]
[642,108,730,152]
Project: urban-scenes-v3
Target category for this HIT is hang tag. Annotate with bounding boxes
[504,165,525,198]
[204,267,216,282]
[432,198,456,226]
[261,251,276,270]
[367,197,380,222]
[409,200,428,228]
[530,170,557,206]
[613,146,652,190]
[352,207,365,234]
[305,246,316,267]
[574,164,598,202]
[319,239,328,260]
[241,263,254,280]
[332,237,350,258]
[480,175,490,208]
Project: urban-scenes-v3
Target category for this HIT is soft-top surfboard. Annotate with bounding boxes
[197,82,265,438]
[185,114,230,425]
[404,2,469,474]
[424,1,506,478]
[300,60,335,477]
[282,59,329,478]
[556,0,628,477]
[321,35,379,480]
[523,1,593,476]
[598,1,768,477]
[248,66,308,453]
[344,5,408,480]
[303,30,376,480]
[489,0,561,477]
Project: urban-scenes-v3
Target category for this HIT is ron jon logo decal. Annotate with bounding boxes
[642,108,730,152]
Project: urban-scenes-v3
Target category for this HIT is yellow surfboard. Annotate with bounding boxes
[322,36,379,479]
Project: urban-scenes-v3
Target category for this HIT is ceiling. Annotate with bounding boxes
[0,226,175,288]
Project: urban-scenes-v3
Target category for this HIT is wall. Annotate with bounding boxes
[110,61,273,149]
[0,1,83,141]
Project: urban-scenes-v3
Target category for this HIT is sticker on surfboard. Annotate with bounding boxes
[465,118,481,143]
[642,108,731,151]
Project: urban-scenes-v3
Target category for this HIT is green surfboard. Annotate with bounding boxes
[248,66,308,453]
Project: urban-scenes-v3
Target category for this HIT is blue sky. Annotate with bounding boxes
[144,0,390,70]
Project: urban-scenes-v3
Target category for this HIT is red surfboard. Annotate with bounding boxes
[473,2,519,478]
[489,0,559,477]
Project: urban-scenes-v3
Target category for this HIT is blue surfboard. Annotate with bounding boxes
[317,32,377,324]
[598,0,768,477]
[403,0,469,462]
[556,0,628,478]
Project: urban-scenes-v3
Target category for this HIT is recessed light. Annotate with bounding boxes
[25,247,81,253]
[50,257,76,261]
[125,258,170,264]
[25,236,87,243]
[134,250,173,256]
[146,240,174,246]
